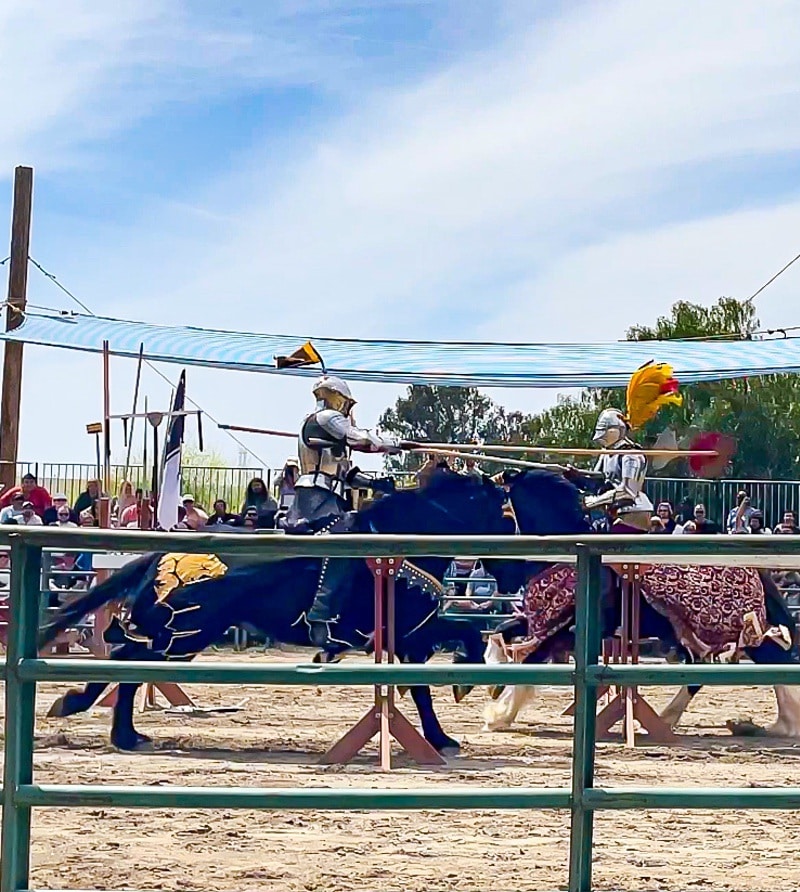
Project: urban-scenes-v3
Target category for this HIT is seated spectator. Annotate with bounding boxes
[748,510,771,534]
[43,493,77,526]
[681,520,697,534]
[181,494,209,528]
[727,491,756,533]
[464,559,498,611]
[238,505,259,529]
[240,477,277,516]
[692,503,721,533]
[50,505,77,527]
[18,501,43,525]
[120,489,144,528]
[774,510,800,534]
[206,499,237,526]
[0,472,52,517]
[460,456,483,480]
[649,516,666,533]
[115,480,136,516]
[654,502,679,533]
[73,479,104,518]
[78,509,97,527]
[0,492,25,524]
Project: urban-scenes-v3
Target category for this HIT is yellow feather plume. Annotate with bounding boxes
[625,360,683,430]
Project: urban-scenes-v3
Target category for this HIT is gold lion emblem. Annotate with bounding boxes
[154,553,228,604]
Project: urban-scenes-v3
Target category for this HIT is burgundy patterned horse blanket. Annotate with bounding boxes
[515,562,789,661]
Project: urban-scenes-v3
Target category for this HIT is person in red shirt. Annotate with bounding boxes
[0,473,52,518]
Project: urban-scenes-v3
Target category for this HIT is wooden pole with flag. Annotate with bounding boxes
[156,371,186,531]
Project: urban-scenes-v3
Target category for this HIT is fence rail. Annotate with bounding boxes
[2,529,800,892]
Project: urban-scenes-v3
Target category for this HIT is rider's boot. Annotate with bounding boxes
[307,557,350,647]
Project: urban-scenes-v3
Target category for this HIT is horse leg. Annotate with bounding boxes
[110,682,151,751]
[47,682,110,718]
[728,639,800,737]
[659,685,702,728]
[409,684,460,754]
[482,645,537,731]
[46,642,138,718]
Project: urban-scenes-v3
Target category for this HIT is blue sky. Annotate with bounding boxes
[3,0,800,473]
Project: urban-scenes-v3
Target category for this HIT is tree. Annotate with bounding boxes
[379,385,525,471]
[522,296,800,478]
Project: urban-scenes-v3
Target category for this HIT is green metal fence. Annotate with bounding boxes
[2,528,800,892]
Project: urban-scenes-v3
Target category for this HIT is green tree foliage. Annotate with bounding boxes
[378,385,525,470]
[521,297,800,478]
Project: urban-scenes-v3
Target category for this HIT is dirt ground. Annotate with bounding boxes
[7,647,800,892]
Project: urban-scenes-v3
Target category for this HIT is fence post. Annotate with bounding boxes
[1,535,42,892]
[568,545,603,892]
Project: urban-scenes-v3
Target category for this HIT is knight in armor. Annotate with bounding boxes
[584,361,683,533]
[586,408,653,532]
[288,375,407,646]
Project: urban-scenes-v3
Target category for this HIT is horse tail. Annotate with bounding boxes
[38,553,161,649]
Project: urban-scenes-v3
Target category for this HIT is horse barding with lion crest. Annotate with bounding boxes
[483,361,800,738]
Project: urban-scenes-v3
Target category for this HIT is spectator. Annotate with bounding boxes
[675,496,695,525]
[460,456,483,480]
[727,491,756,533]
[692,503,721,533]
[18,501,43,526]
[50,505,77,527]
[275,459,300,511]
[43,493,77,526]
[0,472,52,518]
[206,499,237,526]
[748,510,771,534]
[0,492,25,524]
[681,520,697,534]
[181,494,209,530]
[120,489,144,528]
[464,559,498,611]
[241,478,276,515]
[655,501,679,534]
[115,480,136,516]
[775,510,800,534]
[73,480,103,518]
[78,509,97,528]
[649,516,666,533]
[415,454,439,489]
[238,505,260,529]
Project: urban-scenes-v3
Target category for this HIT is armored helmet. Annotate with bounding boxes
[592,408,628,447]
[312,376,356,414]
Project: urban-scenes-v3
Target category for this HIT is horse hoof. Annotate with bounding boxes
[725,718,766,737]
[435,737,460,755]
[47,689,82,718]
[112,731,154,751]
[47,696,68,718]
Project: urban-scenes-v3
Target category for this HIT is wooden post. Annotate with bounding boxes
[0,167,34,490]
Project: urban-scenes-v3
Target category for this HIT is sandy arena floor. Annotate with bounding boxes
[5,648,800,892]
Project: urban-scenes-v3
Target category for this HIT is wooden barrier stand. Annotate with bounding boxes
[320,557,446,770]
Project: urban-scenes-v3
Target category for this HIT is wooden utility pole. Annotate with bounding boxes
[0,166,33,490]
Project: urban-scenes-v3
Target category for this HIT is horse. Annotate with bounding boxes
[482,469,800,737]
[40,471,516,753]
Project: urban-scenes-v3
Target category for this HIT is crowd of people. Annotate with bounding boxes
[0,463,304,533]
[646,491,800,536]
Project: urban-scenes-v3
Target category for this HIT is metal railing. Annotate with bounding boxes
[13,463,265,509]
[3,529,800,892]
[647,476,800,528]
